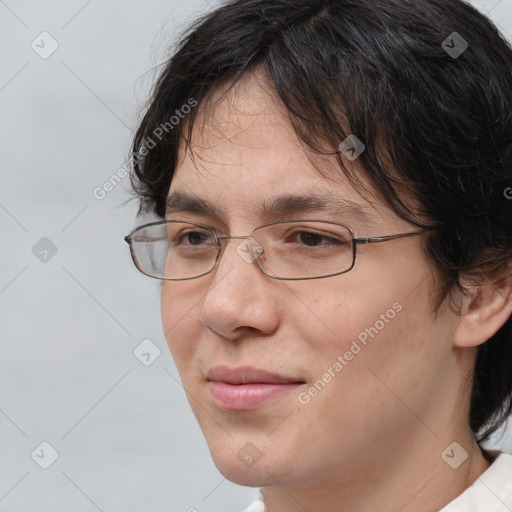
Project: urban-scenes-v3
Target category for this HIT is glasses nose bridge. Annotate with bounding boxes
[216,233,260,250]
[216,233,260,253]
[217,234,253,241]
[214,234,264,269]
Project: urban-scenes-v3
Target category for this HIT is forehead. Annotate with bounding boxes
[180,67,306,158]
[171,69,393,227]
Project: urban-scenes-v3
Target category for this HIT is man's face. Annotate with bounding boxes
[161,70,462,487]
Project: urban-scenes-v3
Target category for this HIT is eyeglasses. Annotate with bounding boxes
[124,219,424,281]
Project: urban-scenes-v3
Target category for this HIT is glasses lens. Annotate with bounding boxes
[129,220,354,280]
[130,221,217,279]
[252,221,354,279]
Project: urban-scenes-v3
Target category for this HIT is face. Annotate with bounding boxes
[161,69,465,488]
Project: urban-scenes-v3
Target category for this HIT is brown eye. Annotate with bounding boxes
[295,231,344,247]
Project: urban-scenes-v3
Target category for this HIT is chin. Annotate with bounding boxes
[220,468,271,487]
[212,453,275,487]
[206,435,300,488]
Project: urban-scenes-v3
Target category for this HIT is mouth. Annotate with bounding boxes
[206,365,306,411]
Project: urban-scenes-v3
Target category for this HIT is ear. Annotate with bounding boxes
[453,263,512,348]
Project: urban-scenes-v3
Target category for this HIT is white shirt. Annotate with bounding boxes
[440,451,512,511]
[240,451,512,512]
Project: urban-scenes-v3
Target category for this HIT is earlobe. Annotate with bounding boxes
[453,269,512,348]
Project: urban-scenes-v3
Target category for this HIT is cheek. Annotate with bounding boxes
[300,271,452,418]
[161,282,202,373]
[296,275,406,359]
[295,262,448,393]
[309,248,441,360]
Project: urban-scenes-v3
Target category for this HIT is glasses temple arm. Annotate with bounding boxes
[354,229,425,245]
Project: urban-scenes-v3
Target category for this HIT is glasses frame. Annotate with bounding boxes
[124,218,425,281]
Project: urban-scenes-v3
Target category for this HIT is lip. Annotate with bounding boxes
[207,365,302,385]
[206,365,305,411]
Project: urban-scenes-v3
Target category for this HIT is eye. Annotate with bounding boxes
[174,229,215,246]
[294,231,344,247]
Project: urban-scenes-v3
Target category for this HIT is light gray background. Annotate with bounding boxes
[1,1,511,511]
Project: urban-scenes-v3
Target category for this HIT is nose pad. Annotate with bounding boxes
[234,238,264,264]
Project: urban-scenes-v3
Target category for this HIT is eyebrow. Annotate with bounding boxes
[165,191,375,224]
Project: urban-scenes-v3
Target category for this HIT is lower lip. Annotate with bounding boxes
[208,381,303,411]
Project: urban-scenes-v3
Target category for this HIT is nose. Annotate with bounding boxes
[198,236,280,340]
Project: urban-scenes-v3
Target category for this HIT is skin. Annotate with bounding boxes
[160,68,512,512]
